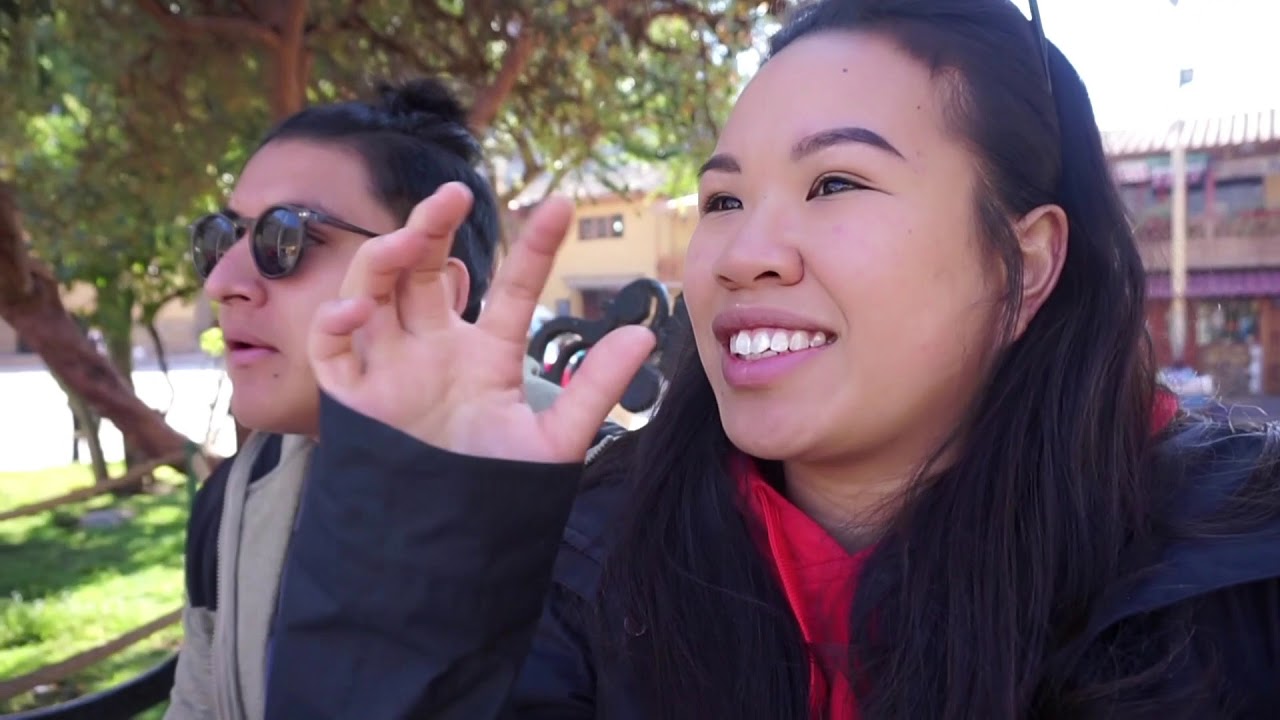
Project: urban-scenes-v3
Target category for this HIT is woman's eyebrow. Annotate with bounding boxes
[791,125,905,162]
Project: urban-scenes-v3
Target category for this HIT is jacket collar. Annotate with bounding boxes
[1086,421,1280,639]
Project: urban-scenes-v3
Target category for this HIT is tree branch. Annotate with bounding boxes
[468,23,539,133]
[537,164,573,203]
[0,180,32,305]
[0,181,199,466]
[133,0,282,50]
[267,0,310,119]
[342,12,436,75]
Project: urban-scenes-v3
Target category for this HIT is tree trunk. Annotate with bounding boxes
[71,393,110,485]
[81,407,110,485]
[259,0,309,121]
[143,317,177,415]
[101,311,153,492]
[57,375,110,484]
[0,181,198,469]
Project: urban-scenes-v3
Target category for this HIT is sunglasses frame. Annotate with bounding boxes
[191,204,380,280]
[1028,0,1052,96]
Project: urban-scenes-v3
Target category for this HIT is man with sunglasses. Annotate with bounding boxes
[163,80,613,720]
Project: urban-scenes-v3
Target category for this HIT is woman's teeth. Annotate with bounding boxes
[729,328,833,360]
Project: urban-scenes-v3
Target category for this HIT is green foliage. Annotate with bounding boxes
[240,0,774,200]
[0,462,186,713]
[1,3,250,372]
[0,2,264,376]
[0,593,59,648]
[199,326,225,358]
[1,0,781,370]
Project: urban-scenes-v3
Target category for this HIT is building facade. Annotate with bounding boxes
[526,192,698,319]
[1105,109,1280,395]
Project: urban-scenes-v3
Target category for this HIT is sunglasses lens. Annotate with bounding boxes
[191,215,238,279]
[253,208,307,279]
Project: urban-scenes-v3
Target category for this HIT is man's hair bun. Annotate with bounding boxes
[375,78,481,164]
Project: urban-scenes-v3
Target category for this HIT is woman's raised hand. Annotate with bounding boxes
[308,182,656,462]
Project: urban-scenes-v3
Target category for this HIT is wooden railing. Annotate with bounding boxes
[0,453,188,523]
[1134,208,1280,243]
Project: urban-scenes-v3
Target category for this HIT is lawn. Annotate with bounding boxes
[0,461,192,717]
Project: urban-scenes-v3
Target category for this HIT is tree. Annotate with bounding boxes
[0,180,196,465]
[125,0,776,197]
[0,0,781,466]
[0,3,229,470]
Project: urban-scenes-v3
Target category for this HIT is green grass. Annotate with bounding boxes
[0,462,190,715]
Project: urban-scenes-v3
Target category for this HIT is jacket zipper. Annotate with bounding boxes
[585,427,624,465]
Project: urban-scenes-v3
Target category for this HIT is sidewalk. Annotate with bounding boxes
[0,352,214,373]
[0,358,236,472]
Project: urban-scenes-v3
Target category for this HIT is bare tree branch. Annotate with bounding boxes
[0,180,33,306]
[469,22,539,132]
[133,0,282,49]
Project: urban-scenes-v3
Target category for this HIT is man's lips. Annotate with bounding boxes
[224,339,279,367]
[226,339,278,352]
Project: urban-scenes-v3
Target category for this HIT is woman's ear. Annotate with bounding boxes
[441,257,472,316]
[1013,204,1068,338]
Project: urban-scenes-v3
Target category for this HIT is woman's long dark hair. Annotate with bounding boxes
[595,1,1243,717]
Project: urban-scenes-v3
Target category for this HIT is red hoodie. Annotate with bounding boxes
[739,391,1180,719]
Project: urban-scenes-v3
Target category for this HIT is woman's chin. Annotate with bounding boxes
[723,424,813,464]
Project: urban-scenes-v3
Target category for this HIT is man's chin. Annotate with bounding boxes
[228,395,318,439]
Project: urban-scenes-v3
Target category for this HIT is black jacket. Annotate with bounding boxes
[264,396,1280,718]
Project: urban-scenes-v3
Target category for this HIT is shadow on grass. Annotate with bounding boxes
[0,467,190,716]
[0,491,188,602]
[0,629,181,714]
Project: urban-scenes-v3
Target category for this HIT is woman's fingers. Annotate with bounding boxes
[536,325,656,458]
[477,196,574,344]
[309,296,376,387]
[339,183,474,312]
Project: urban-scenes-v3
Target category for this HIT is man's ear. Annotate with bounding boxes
[441,257,471,317]
[1013,203,1068,338]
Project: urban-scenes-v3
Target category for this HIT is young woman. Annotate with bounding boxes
[265,1,1280,718]
[164,79,573,720]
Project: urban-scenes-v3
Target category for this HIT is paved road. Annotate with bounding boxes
[0,354,236,472]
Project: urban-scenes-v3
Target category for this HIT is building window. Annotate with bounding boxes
[1135,182,1209,218]
[578,214,625,240]
[1213,178,1266,216]
[1195,299,1260,347]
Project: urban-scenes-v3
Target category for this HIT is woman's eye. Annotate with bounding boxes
[807,175,865,199]
[701,194,743,214]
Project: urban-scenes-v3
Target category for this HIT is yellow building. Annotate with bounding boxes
[529,191,698,319]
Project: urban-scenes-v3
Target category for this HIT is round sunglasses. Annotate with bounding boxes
[190,204,380,280]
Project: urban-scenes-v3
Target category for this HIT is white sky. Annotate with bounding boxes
[740,0,1276,132]
[1029,0,1277,130]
